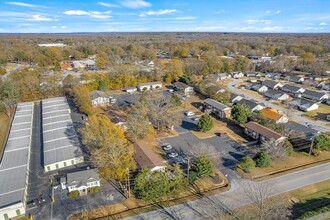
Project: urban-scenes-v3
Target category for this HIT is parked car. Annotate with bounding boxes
[162,144,173,151]
[169,89,174,93]
[192,117,200,121]
[185,111,195,116]
[168,152,178,158]
[215,132,227,137]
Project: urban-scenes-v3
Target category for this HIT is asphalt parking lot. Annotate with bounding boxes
[159,112,253,179]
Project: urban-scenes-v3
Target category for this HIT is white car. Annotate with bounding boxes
[162,144,172,151]
[192,117,200,121]
[168,152,178,158]
[185,111,195,116]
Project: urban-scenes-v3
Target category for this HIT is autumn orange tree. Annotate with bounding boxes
[81,114,136,182]
[72,85,93,116]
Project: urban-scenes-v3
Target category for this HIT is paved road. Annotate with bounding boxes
[228,79,330,133]
[123,163,330,220]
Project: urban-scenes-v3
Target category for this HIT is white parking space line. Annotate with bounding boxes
[8,135,30,141]
[44,144,76,153]
[5,147,29,153]
[43,113,70,120]
[11,128,31,132]
[43,126,73,133]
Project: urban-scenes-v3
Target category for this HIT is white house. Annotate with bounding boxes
[290,99,319,112]
[265,89,289,101]
[251,83,268,93]
[281,84,305,94]
[124,87,137,94]
[301,89,329,101]
[61,169,101,195]
[230,94,243,103]
[232,72,244,78]
[137,82,162,91]
[173,81,194,96]
[262,80,283,90]
[89,90,110,106]
[266,73,281,80]
[72,59,96,69]
[235,98,265,112]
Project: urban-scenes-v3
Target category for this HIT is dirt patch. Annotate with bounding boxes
[0,112,10,156]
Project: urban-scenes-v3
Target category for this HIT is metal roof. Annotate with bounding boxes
[0,102,34,209]
[42,97,83,167]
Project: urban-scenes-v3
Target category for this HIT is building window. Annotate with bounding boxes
[16,209,21,216]
[71,160,74,165]
[64,162,67,167]
[3,214,8,220]
[56,164,59,169]
[47,166,50,171]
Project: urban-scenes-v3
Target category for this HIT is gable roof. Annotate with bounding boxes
[302,89,327,99]
[290,98,318,107]
[287,75,303,81]
[261,108,286,121]
[281,84,302,93]
[230,94,242,102]
[262,80,281,88]
[265,89,287,97]
[236,98,262,110]
[245,121,284,141]
[67,169,100,187]
[138,81,162,87]
[89,90,108,100]
[134,142,165,169]
[285,121,319,139]
[173,81,191,89]
[204,98,231,110]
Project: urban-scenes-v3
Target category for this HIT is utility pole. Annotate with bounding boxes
[187,157,190,178]
[127,168,130,198]
[309,135,315,156]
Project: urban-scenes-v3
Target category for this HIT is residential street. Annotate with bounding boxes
[123,162,330,220]
[1,64,21,79]
[227,79,330,133]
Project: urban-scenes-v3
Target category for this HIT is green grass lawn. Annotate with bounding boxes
[0,112,10,154]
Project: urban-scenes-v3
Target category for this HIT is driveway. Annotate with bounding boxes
[228,79,330,132]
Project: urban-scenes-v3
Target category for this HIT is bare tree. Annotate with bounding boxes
[239,181,291,220]
[260,139,290,159]
[187,142,219,161]
[125,111,150,141]
[145,93,182,131]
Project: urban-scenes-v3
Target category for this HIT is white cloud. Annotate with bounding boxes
[265,11,271,14]
[120,0,151,9]
[320,22,327,26]
[63,10,112,19]
[246,19,272,24]
[276,10,281,14]
[5,1,45,8]
[98,2,120,8]
[27,15,56,21]
[174,16,196,20]
[140,9,176,17]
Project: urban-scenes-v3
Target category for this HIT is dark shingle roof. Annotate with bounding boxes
[281,84,302,93]
[302,89,327,99]
[265,89,286,96]
[236,98,261,109]
[262,80,280,88]
[204,98,231,110]
[67,169,100,187]
[285,121,319,139]
[89,90,108,100]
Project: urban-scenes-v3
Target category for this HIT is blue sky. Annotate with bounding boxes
[0,0,329,33]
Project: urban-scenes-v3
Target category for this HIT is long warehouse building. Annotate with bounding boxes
[42,97,84,172]
[0,102,34,220]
